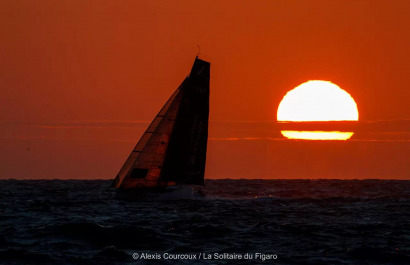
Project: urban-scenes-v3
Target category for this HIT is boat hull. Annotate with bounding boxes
[114,184,204,201]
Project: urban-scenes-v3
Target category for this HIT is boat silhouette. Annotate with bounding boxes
[112,57,210,192]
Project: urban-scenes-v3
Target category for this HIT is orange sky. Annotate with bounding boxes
[0,0,409,179]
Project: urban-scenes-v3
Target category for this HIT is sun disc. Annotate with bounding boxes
[277,80,358,122]
[277,80,359,140]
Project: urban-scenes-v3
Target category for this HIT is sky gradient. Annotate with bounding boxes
[1,0,409,179]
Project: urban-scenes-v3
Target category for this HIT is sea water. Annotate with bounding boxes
[0,179,409,265]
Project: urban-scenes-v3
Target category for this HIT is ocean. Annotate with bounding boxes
[0,179,409,265]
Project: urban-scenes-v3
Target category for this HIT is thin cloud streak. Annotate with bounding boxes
[3,135,408,143]
[208,137,410,142]
[209,137,285,141]
[0,120,151,129]
[1,119,409,126]
[1,119,409,142]
[0,136,135,143]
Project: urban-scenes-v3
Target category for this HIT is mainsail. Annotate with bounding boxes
[112,58,210,189]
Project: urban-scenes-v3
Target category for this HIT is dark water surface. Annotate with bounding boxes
[0,179,409,265]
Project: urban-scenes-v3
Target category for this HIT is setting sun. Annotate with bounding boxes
[277,81,359,122]
[277,81,359,140]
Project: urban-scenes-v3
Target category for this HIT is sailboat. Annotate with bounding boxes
[112,57,210,191]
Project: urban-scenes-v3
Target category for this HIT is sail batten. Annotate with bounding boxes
[113,58,210,190]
